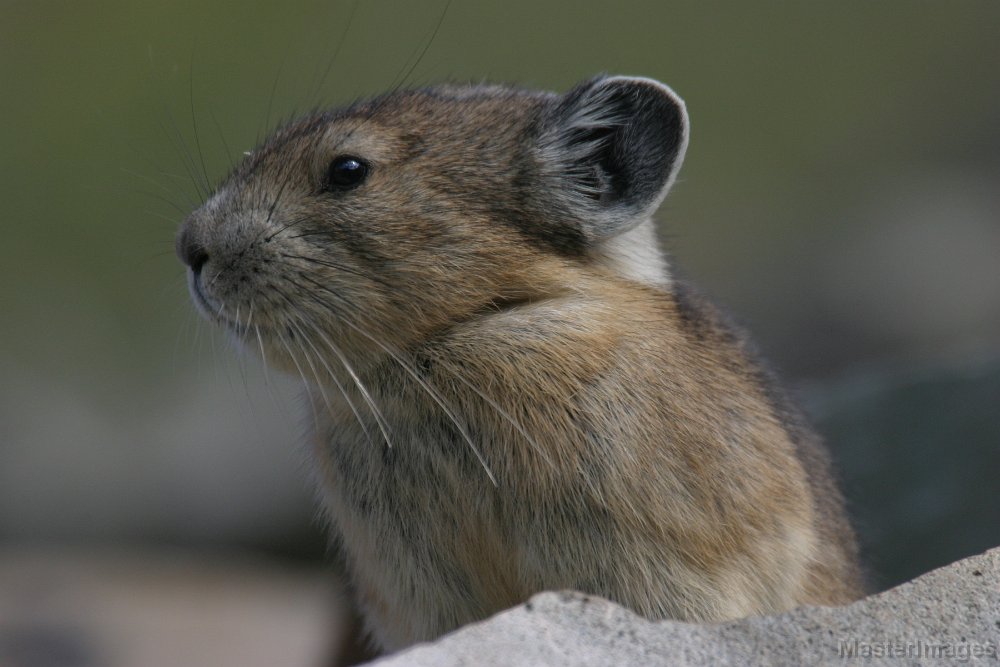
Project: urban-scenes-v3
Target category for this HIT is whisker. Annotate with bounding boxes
[208,104,235,168]
[324,0,452,160]
[233,304,252,398]
[245,301,269,386]
[272,292,374,446]
[286,318,336,411]
[146,209,184,227]
[188,58,213,198]
[121,167,194,212]
[308,0,361,105]
[341,317,497,485]
[158,112,208,204]
[393,0,452,92]
[263,213,313,243]
[254,324,270,382]
[263,162,299,227]
[279,278,392,447]
[310,324,394,449]
[290,274,497,486]
[263,39,290,137]
[274,328,321,426]
[288,272,542,454]
[449,373,555,472]
[284,311,376,449]
[279,252,395,289]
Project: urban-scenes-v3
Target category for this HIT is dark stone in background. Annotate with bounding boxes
[806,359,1000,591]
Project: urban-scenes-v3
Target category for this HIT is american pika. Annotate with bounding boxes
[176,75,864,654]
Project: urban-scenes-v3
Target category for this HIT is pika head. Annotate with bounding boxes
[176,76,688,371]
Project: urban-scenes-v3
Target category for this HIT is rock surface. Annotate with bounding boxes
[375,547,1000,666]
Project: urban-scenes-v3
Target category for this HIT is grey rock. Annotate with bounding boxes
[375,547,1000,666]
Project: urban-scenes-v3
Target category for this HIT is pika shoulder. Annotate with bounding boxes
[177,75,864,653]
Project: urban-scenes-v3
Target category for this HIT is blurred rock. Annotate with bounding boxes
[0,547,343,667]
[0,360,326,558]
[805,358,1000,590]
[377,547,1000,666]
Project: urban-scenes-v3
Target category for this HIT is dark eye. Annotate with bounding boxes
[326,155,369,190]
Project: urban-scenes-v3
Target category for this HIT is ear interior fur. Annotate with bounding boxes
[537,76,689,242]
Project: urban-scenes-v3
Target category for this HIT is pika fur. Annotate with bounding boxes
[177,75,864,653]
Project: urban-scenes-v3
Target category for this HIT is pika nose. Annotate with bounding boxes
[176,225,209,275]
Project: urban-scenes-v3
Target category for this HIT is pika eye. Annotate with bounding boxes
[326,155,369,190]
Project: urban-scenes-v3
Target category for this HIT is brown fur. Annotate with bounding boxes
[177,76,864,655]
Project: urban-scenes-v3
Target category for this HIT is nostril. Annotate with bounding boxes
[187,244,209,276]
[177,227,209,275]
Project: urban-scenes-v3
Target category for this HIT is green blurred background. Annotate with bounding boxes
[2,0,999,601]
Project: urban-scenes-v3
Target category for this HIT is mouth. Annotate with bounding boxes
[187,270,217,318]
[187,271,252,338]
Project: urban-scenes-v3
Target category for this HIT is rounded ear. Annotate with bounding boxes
[536,75,689,241]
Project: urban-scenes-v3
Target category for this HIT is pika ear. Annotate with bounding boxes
[536,75,689,241]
